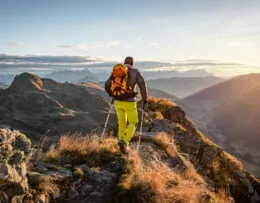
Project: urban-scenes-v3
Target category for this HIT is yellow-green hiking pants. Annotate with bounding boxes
[114,100,139,145]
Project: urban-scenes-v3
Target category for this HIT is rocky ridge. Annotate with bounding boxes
[0,97,259,203]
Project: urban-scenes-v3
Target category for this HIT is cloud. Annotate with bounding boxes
[104,41,120,48]
[92,41,121,49]
[149,42,160,47]
[227,41,245,47]
[7,42,25,47]
[58,44,90,52]
[57,41,121,53]
[135,38,143,45]
[0,54,97,65]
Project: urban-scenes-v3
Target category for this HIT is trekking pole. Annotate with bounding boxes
[137,101,145,151]
[100,99,114,143]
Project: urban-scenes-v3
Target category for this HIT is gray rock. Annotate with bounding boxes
[64,164,72,169]
[90,191,103,198]
[83,184,94,193]
[68,189,79,199]
[59,167,72,175]
[237,171,246,178]
[35,163,48,173]
[0,129,32,200]
[241,178,254,194]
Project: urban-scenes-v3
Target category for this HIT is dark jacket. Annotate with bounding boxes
[105,64,148,102]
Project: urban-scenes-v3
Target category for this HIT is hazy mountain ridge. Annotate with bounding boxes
[183,73,260,171]
[148,76,225,98]
[46,68,97,83]
[143,69,214,80]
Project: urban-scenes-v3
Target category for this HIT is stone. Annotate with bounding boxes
[35,163,48,173]
[237,171,246,178]
[59,167,72,175]
[0,129,32,200]
[83,184,94,193]
[68,189,79,199]
[90,191,103,198]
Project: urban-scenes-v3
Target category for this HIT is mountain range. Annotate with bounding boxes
[183,73,260,173]
[45,69,98,83]
[0,72,116,143]
[148,76,225,98]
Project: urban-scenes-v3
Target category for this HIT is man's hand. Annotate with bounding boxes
[142,99,148,111]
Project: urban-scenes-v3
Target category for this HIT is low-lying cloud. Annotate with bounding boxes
[0,54,258,78]
[7,42,25,47]
[0,54,97,64]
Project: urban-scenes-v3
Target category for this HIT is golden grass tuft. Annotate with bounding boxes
[116,151,211,203]
[176,123,187,132]
[43,144,59,164]
[153,133,176,158]
[74,167,84,180]
[148,96,177,107]
[42,133,120,166]
[224,151,243,170]
[37,176,60,196]
[58,133,120,166]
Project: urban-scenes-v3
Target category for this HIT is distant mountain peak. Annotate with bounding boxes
[9,72,44,93]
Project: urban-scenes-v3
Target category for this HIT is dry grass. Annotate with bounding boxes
[116,151,212,203]
[176,123,187,132]
[37,176,60,197]
[42,133,120,166]
[148,96,177,107]
[59,133,120,166]
[153,133,176,158]
[117,150,142,190]
[43,144,59,164]
[224,151,243,170]
[212,190,234,203]
[74,167,84,180]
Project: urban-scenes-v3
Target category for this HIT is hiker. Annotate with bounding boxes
[105,56,147,154]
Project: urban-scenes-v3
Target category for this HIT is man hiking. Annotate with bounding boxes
[105,56,148,154]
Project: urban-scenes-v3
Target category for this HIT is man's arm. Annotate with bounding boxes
[136,70,148,101]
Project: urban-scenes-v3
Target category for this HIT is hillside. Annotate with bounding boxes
[183,73,260,170]
[0,82,7,89]
[0,72,116,142]
[1,98,259,203]
[147,76,224,98]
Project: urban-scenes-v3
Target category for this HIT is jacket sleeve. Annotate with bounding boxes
[104,77,112,94]
[136,70,148,101]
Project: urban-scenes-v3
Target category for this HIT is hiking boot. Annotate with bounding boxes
[118,140,129,154]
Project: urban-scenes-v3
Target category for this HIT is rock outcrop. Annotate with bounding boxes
[0,129,32,202]
[140,97,260,203]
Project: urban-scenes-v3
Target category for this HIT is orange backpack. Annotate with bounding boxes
[110,64,136,100]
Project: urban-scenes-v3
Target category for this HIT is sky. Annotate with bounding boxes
[0,0,260,74]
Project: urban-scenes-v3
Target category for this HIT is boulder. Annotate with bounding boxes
[0,129,32,201]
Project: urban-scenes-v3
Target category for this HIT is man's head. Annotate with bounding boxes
[124,56,134,66]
